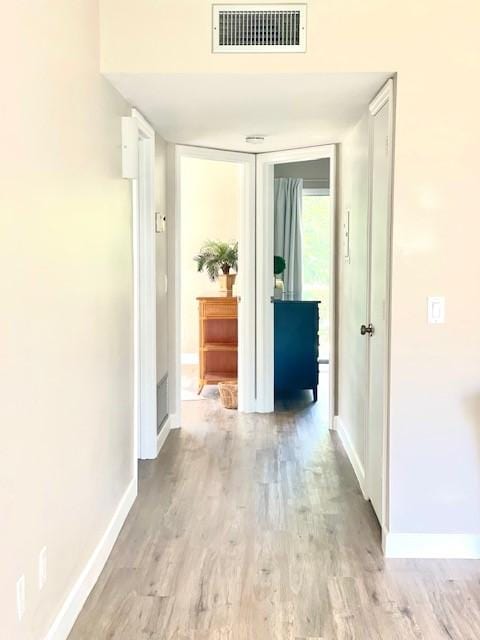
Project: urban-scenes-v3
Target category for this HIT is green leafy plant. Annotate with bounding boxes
[194,240,238,282]
[274,255,286,276]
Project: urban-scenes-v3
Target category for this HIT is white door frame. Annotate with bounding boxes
[365,79,395,536]
[128,108,158,462]
[170,145,256,420]
[256,145,337,422]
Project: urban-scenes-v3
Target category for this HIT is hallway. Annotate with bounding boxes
[69,392,480,639]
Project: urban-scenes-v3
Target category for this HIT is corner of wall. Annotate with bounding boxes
[44,479,137,640]
[333,415,367,499]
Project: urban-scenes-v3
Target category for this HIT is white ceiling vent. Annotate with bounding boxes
[213,4,306,53]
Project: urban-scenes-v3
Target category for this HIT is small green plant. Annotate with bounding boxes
[274,255,286,276]
[194,240,238,282]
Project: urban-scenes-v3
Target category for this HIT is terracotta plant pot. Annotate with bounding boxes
[218,273,236,293]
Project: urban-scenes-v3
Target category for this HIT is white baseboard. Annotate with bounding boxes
[384,532,480,559]
[156,414,174,455]
[168,412,180,430]
[44,477,137,640]
[181,352,198,365]
[333,415,367,499]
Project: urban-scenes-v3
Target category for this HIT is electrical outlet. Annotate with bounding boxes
[16,575,25,621]
[39,547,47,590]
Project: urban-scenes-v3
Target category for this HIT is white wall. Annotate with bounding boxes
[180,157,241,356]
[0,3,134,638]
[337,113,370,480]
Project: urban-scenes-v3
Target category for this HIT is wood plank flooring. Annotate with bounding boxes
[69,382,480,639]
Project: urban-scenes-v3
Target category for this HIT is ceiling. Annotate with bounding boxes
[107,73,391,152]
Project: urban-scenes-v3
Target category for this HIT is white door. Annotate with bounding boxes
[365,82,394,526]
[123,110,158,461]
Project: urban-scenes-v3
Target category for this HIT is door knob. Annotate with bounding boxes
[360,323,374,336]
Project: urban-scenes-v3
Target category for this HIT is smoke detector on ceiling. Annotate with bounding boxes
[213,4,306,53]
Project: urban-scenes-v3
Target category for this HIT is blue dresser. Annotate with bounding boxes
[274,299,320,401]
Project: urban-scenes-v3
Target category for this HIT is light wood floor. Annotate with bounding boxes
[69,384,480,639]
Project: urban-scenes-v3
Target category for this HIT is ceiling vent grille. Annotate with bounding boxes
[213,4,306,53]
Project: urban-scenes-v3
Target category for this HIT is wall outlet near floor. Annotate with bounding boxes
[39,546,47,590]
[16,575,26,621]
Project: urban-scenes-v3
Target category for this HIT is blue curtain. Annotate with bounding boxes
[274,177,303,297]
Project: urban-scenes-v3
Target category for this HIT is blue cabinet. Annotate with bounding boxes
[274,300,319,401]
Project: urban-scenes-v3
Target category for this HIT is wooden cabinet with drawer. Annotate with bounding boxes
[197,296,238,394]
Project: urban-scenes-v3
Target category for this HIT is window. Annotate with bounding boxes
[302,188,330,361]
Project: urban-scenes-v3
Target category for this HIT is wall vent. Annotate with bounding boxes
[213,4,306,53]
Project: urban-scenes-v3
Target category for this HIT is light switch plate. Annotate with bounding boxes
[428,296,445,324]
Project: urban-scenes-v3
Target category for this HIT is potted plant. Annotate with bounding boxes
[194,240,238,293]
[274,255,286,299]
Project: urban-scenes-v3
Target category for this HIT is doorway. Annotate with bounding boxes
[256,145,337,424]
[274,158,332,359]
[179,156,242,401]
[171,146,256,422]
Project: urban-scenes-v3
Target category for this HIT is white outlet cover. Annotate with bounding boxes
[16,575,25,621]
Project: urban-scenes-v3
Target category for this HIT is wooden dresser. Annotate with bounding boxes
[197,296,238,394]
[274,299,320,401]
